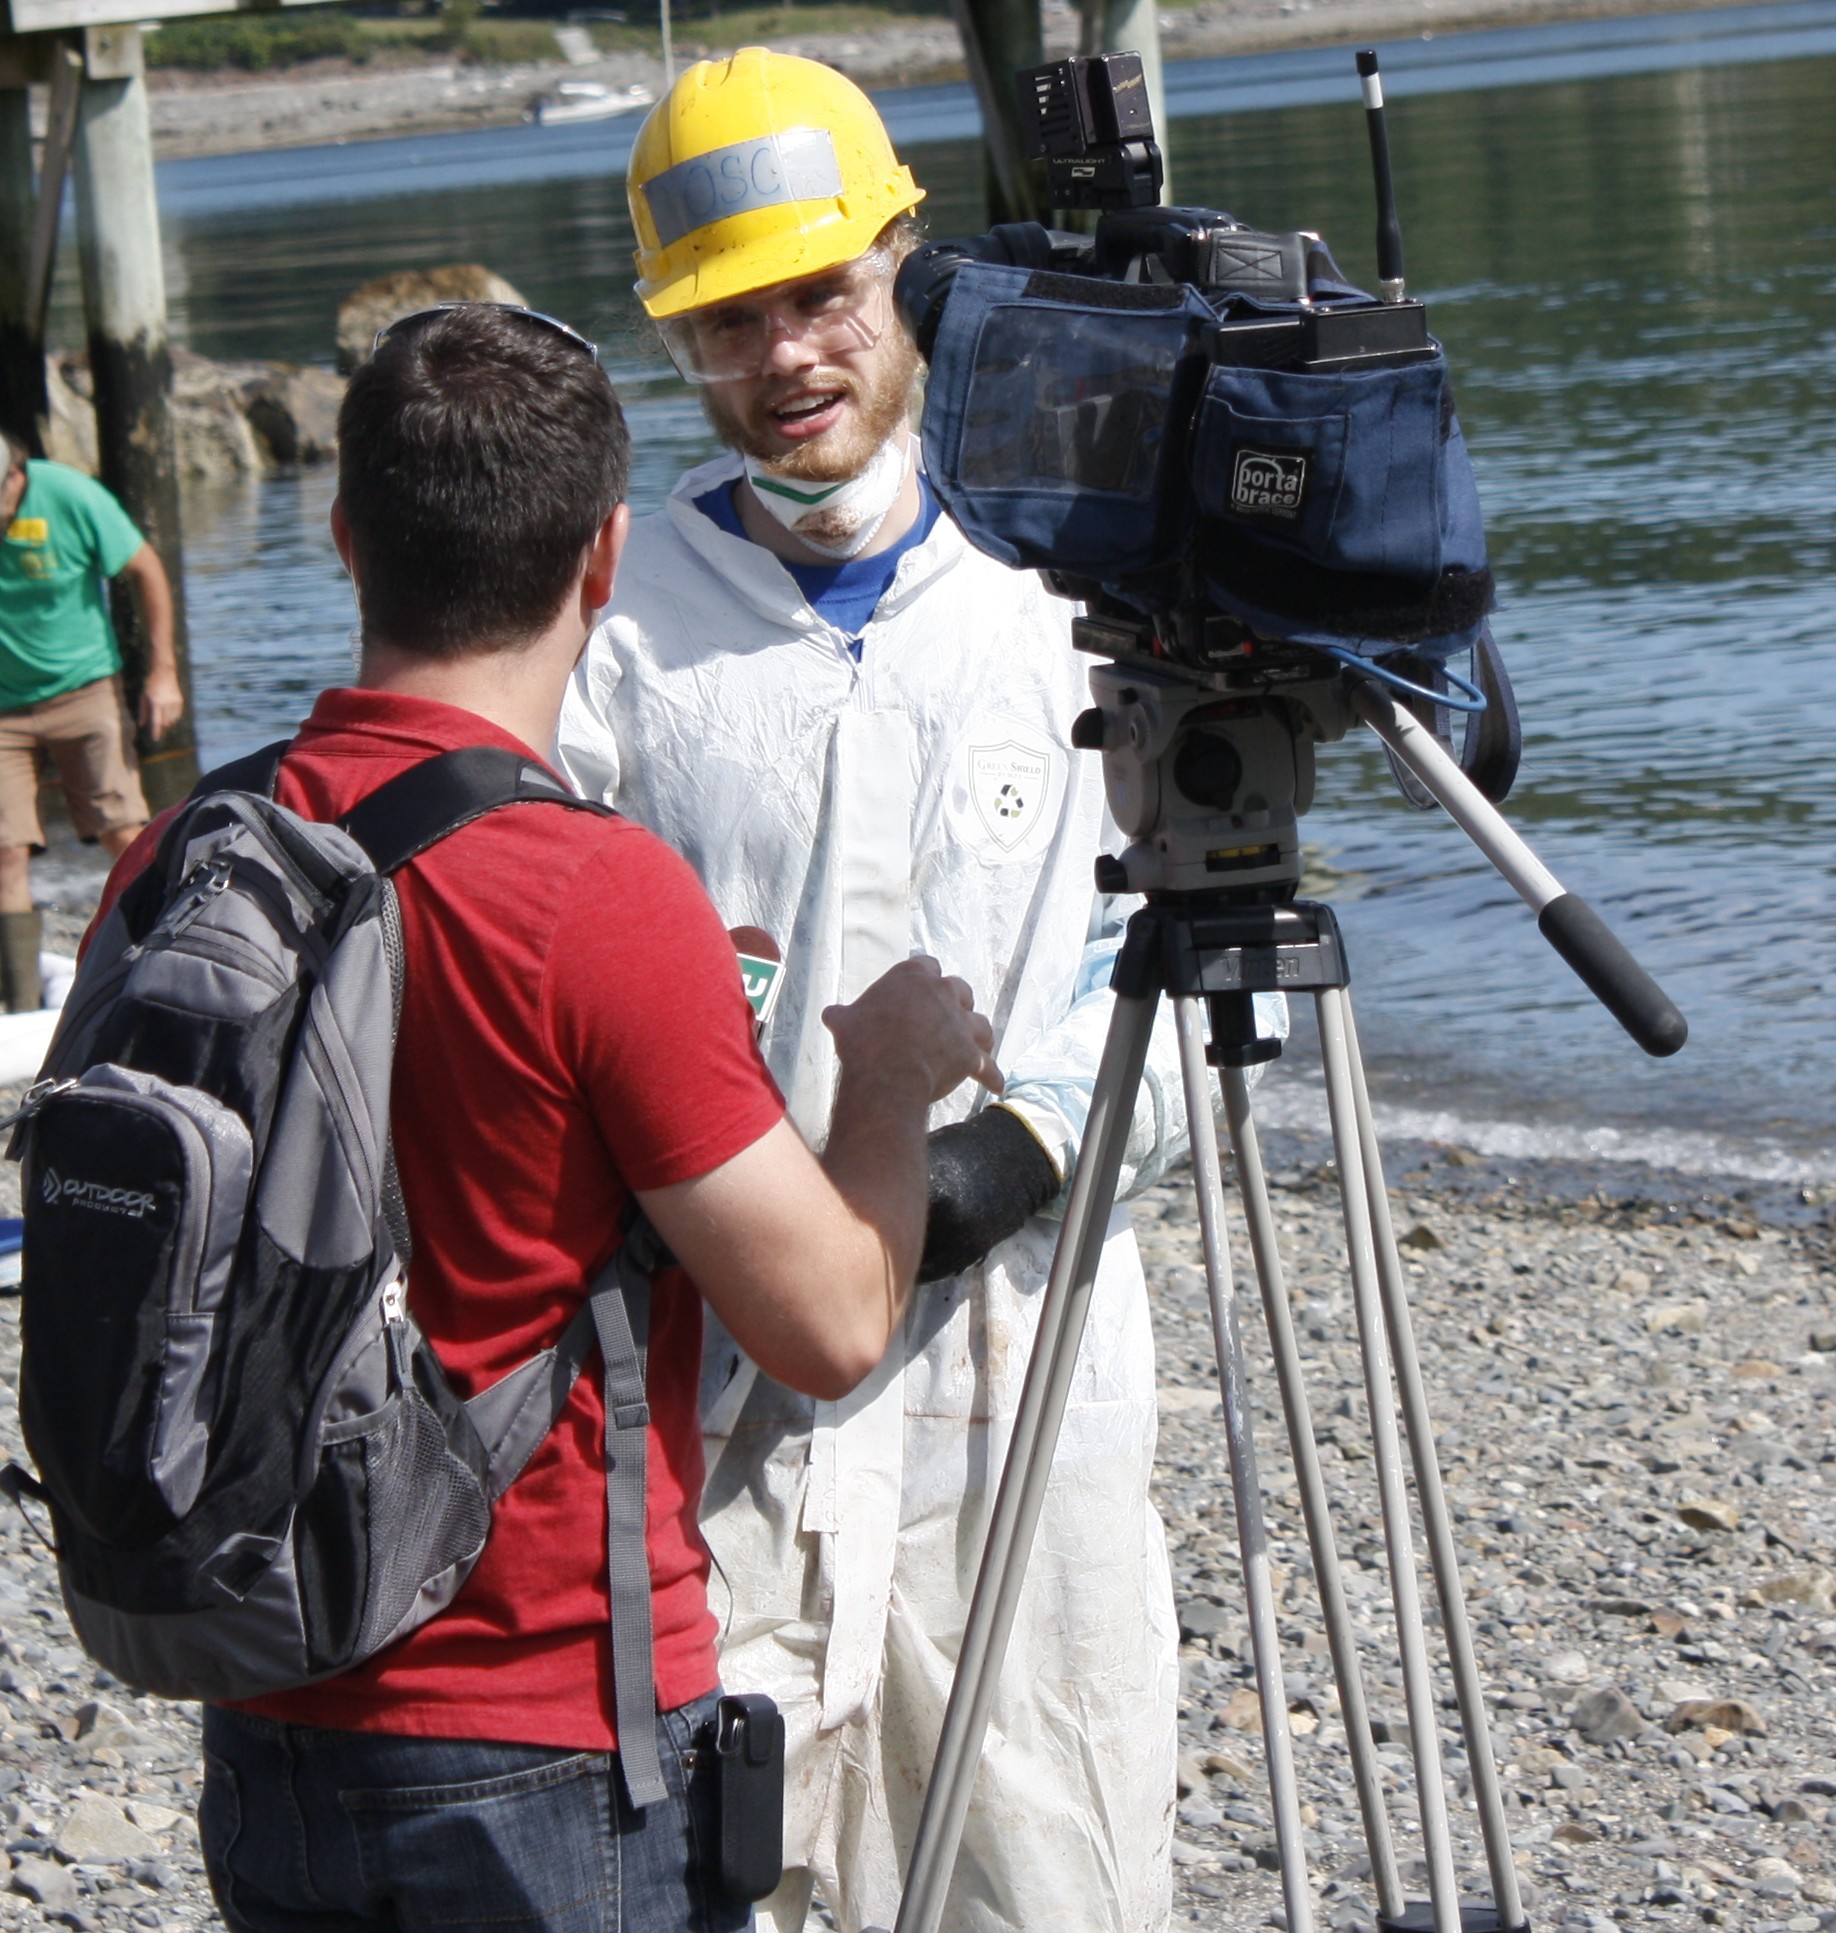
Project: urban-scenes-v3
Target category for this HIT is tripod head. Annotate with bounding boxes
[1073,659,1355,901]
[1069,646,1689,1060]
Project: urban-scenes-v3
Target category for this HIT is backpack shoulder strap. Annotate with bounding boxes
[462,1213,672,1810]
[587,1224,669,1809]
[339,745,614,876]
[189,739,292,803]
[350,746,655,1795]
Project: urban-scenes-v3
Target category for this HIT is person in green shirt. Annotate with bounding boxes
[0,432,183,1010]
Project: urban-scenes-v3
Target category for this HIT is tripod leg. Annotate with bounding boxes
[1317,987,1463,1933]
[1339,998,1529,1931]
[894,990,1160,1933]
[1173,998,1314,1933]
[1220,1065,1406,1925]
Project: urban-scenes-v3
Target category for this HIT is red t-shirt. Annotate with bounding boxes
[93,690,785,1749]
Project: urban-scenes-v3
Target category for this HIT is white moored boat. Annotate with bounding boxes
[525,82,654,127]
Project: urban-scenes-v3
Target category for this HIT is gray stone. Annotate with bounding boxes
[244,368,345,465]
[1178,1601,1236,1642]
[11,1853,78,1913]
[54,1796,157,1863]
[336,265,530,373]
[41,357,98,474]
[171,388,265,481]
[1571,1686,1645,1745]
[60,1700,142,1752]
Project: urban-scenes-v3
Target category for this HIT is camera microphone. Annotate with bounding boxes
[1356,50,1407,302]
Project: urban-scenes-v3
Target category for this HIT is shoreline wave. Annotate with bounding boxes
[1254,1073,1836,1188]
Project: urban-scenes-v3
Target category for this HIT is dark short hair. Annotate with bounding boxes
[338,305,629,658]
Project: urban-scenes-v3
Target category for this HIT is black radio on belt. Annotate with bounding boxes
[713,1691,785,1901]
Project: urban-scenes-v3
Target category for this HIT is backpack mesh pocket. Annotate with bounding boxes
[297,1328,491,1673]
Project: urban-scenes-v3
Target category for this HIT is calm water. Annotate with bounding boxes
[45,12,1836,1181]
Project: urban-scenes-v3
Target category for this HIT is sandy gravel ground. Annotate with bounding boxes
[1139,1128,1836,1931]
[140,0,1768,159]
[0,954,1828,1928]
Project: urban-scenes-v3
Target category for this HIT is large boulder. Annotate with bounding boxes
[171,349,269,480]
[244,367,345,463]
[37,349,346,480]
[173,388,265,481]
[335,265,529,374]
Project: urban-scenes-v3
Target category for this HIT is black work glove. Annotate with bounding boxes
[917,1105,1061,1284]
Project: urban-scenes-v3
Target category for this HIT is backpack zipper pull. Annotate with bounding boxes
[162,857,234,941]
[380,1275,407,1325]
[0,1077,78,1135]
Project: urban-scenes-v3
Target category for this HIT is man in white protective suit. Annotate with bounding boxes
[558,49,1282,1933]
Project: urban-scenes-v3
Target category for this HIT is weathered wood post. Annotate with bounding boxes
[951,0,1165,224]
[947,0,1046,224]
[70,24,197,802]
[0,56,46,450]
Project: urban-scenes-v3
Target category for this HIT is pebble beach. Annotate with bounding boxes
[1140,1130,1836,1931]
[0,992,1829,1927]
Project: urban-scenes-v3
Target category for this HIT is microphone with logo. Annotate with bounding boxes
[728,928,785,1039]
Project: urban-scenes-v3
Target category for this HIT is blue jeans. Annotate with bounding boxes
[200,1695,752,1933]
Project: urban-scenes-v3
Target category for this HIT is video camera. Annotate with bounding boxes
[894,50,1517,824]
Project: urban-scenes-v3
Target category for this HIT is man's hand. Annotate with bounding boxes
[823,955,1001,1106]
[639,961,1005,1400]
[138,667,184,742]
[118,544,183,742]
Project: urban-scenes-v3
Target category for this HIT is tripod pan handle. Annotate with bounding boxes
[1538,893,1688,1057]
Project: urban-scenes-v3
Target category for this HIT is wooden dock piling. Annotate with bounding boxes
[0,67,46,452]
[950,0,1166,223]
[69,25,196,801]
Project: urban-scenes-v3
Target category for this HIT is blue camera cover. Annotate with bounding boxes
[922,263,1214,576]
[921,259,1494,661]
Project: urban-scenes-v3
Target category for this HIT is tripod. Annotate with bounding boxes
[887,671,1686,1933]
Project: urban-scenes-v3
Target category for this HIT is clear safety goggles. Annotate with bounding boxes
[656,249,896,385]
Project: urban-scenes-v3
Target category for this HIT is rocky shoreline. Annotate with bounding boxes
[0,1013,1828,1927]
[38,351,342,487]
[135,0,1770,161]
[36,265,522,484]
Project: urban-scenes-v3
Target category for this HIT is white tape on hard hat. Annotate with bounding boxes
[642,127,844,249]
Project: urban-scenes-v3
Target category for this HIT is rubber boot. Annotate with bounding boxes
[0,910,43,1014]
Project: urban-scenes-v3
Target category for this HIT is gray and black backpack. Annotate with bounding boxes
[4,743,674,1805]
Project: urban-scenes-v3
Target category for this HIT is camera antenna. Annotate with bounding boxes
[1356,50,1406,302]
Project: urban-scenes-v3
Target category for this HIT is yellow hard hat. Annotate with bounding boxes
[628,49,925,319]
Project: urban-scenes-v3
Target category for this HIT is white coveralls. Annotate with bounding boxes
[558,454,1208,1933]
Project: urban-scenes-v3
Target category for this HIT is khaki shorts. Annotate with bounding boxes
[0,675,150,851]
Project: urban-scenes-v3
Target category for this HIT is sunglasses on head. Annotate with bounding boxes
[373,302,600,364]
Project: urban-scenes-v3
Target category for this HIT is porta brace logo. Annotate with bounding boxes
[1230,447,1308,521]
[40,1167,157,1220]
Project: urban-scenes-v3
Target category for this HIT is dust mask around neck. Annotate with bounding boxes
[743,433,911,562]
